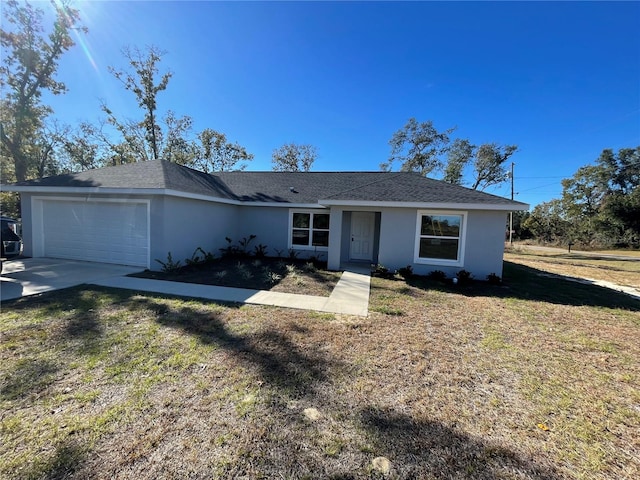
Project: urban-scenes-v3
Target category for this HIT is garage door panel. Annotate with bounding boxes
[42,200,149,267]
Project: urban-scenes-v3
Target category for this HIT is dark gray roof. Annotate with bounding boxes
[9,160,527,207]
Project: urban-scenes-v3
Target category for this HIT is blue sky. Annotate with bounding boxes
[41,1,640,209]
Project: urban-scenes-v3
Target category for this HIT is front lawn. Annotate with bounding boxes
[1,259,638,479]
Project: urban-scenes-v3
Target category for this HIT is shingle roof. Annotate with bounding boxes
[7,159,528,208]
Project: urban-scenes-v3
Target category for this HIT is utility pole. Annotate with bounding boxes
[509,162,515,246]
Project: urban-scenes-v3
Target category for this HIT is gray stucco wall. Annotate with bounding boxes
[377,207,508,279]
[19,193,34,257]
[154,196,240,268]
[237,206,290,258]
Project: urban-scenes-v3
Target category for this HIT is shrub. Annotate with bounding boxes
[219,237,241,258]
[456,269,473,284]
[155,252,182,272]
[238,235,257,257]
[185,247,215,266]
[263,270,282,285]
[254,243,268,258]
[427,270,447,281]
[397,265,414,279]
[371,264,394,279]
[487,273,502,285]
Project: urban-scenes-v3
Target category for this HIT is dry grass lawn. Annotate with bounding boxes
[505,246,640,291]
[1,255,638,479]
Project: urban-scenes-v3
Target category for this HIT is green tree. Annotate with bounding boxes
[193,129,253,173]
[382,118,455,175]
[523,199,569,244]
[471,143,518,191]
[595,147,640,245]
[161,111,195,165]
[59,123,102,172]
[443,138,474,185]
[272,143,317,172]
[0,0,84,182]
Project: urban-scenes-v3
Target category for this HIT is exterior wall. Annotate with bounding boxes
[19,191,509,278]
[157,196,240,268]
[377,207,508,279]
[19,193,34,257]
[463,210,509,278]
[237,206,290,258]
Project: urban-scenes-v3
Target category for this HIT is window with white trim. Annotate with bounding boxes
[415,211,465,264]
[290,211,330,249]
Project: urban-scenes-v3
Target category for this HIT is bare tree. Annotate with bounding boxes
[106,46,172,161]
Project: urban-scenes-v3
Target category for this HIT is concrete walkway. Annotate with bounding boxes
[92,266,372,316]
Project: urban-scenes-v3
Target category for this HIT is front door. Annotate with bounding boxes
[350,212,375,261]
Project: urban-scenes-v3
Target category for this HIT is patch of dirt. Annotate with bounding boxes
[131,257,343,297]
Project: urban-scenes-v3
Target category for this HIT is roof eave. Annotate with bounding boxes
[1,185,326,209]
[319,199,530,211]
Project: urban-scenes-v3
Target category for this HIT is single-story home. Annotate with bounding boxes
[3,160,528,278]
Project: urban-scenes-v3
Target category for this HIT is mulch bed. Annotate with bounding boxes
[130,256,343,297]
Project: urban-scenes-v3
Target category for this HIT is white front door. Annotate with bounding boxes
[350,212,375,261]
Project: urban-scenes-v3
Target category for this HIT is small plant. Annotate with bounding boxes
[456,269,473,284]
[238,234,257,257]
[155,252,182,272]
[302,262,317,273]
[397,265,414,279]
[487,273,502,285]
[254,243,268,258]
[274,248,285,259]
[287,248,300,260]
[427,270,447,281]
[308,252,325,267]
[262,269,282,285]
[240,269,254,280]
[214,270,228,280]
[219,237,241,258]
[371,264,394,279]
[286,264,298,275]
[251,259,262,268]
[185,247,214,266]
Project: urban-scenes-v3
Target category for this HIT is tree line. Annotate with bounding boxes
[1,1,637,248]
[0,2,519,189]
[519,147,640,248]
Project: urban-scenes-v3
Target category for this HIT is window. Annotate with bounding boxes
[290,211,330,249]
[414,211,465,265]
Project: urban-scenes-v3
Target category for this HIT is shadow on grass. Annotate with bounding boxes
[360,406,559,479]
[21,438,88,480]
[1,357,58,401]
[402,262,639,311]
[130,296,334,399]
[519,251,640,263]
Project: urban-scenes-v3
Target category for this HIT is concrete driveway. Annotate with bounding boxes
[1,258,144,302]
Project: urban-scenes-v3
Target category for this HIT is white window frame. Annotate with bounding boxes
[288,209,330,251]
[413,210,466,267]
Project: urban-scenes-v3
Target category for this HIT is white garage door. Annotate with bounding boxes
[42,200,149,267]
